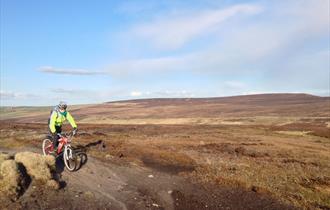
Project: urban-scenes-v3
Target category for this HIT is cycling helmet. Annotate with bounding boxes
[58,101,67,110]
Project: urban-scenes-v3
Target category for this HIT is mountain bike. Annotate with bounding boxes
[42,131,77,172]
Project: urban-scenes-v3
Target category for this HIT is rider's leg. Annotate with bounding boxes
[49,129,57,149]
[52,134,59,149]
[52,126,62,149]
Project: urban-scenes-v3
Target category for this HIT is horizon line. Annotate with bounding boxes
[1,92,329,108]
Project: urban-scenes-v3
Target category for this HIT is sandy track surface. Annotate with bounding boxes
[1,146,297,210]
[62,157,298,210]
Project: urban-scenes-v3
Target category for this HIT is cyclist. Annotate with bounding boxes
[49,101,77,151]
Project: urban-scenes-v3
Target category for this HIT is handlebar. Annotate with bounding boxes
[58,131,75,140]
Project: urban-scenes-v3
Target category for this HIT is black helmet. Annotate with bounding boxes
[58,101,67,110]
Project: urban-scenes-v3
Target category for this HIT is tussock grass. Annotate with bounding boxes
[15,152,55,183]
[0,151,59,201]
[0,153,11,165]
[1,121,329,209]
[0,160,23,199]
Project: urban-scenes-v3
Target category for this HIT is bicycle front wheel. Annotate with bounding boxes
[63,146,77,171]
[42,139,53,156]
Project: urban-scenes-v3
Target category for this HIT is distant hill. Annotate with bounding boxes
[1,93,329,124]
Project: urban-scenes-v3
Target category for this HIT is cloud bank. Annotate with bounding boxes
[39,66,107,75]
[131,4,263,50]
[30,0,329,105]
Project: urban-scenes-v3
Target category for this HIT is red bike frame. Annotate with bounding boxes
[57,136,69,154]
[43,132,73,156]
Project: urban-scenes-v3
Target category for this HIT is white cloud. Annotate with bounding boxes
[40,2,329,78]
[224,81,246,89]
[0,91,38,100]
[0,91,15,99]
[130,91,142,97]
[108,56,184,75]
[129,90,195,98]
[39,66,107,75]
[280,0,329,34]
[225,3,328,61]
[51,88,83,94]
[242,90,277,95]
[109,1,328,75]
[52,88,196,100]
[131,4,263,50]
[153,90,195,97]
[50,88,127,100]
[32,0,329,102]
[105,50,256,76]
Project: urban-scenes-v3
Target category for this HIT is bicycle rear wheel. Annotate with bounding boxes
[63,146,77,171]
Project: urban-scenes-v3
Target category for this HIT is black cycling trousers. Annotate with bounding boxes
[50,126,62,148]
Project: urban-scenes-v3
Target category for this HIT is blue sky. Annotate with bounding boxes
[0,0,329,106]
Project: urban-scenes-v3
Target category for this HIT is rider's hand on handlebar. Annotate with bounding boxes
[72,128,78,136]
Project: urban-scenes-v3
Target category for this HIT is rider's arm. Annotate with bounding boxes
[66,112,77,128]
[49,111,57,133]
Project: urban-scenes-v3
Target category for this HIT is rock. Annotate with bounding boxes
[251,185,267,194]
[148,174,154,178]
[152,203,160,207]
[105,154,113,159]
[251,185,258,192]
[84,191,94,197]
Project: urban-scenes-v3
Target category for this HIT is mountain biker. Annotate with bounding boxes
[49,101,77,151]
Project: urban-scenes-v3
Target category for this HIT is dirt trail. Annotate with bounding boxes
[61,157,182,210]
[0,147,297,210]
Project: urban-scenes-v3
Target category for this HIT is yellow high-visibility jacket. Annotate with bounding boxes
[49,109,77,133]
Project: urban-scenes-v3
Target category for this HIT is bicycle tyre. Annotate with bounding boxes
[63,146,77,171]
[42,139,53,156]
